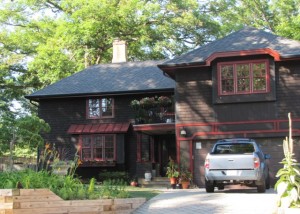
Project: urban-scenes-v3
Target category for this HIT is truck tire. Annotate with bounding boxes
[217,184,225,190]
[265,172,270,189]
[257,178,266,193]
[205,179,215,193]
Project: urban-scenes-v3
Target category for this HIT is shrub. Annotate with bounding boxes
[98,171,129,183]
[98,179,130,199]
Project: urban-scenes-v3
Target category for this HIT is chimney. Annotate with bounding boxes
[112,39,127,63]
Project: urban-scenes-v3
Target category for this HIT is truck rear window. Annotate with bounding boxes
[214,143,254,154]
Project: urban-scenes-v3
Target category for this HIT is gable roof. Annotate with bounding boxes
[26,60,174,100]
[159,27,300,68]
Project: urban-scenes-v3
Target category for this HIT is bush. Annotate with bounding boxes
[0,169,130,200]
[98,171,129,183]
[98,179,129,199]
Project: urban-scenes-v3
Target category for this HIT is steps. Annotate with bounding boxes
[138,177,171,189]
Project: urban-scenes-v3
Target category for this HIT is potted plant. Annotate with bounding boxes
[275,113,300,213]
[166,157,179,185]
[180,167,192,189]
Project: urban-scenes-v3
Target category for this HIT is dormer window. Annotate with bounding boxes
[218,60,269,95]
[87,97,114,119]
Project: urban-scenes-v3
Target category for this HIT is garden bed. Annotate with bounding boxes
[0,189,145,214]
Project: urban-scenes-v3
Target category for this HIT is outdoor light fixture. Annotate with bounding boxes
[180,127,187,137]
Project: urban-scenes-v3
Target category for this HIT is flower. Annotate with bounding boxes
[140,97,156,109]
[158,96,172,107]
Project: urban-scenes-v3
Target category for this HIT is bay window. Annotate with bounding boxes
[81,135,115,161]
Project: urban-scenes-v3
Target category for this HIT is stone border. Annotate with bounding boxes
[0,189,146,214]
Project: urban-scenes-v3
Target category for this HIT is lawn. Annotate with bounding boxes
[126,186,161,200]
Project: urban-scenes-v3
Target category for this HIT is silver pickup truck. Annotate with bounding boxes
[204,138,270,193]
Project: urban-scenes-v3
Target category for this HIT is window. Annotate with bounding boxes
[81,135,115,161]
[87,98,113,118]
[137,133,154,162]
[218,60,268,95]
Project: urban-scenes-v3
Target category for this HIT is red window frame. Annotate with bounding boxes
[80,134,116,161]
[218,60,270,96]
[87,97,114,119]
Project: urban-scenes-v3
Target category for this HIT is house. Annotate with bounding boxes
[26,27,300,186]
[26,40,176,179]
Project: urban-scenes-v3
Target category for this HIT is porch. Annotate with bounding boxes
[133,123,176,179]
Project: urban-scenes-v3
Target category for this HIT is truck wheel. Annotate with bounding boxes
[266,174,270,190]
[217,184,225,190]
[205,180,215,193]
[257,178,266,193]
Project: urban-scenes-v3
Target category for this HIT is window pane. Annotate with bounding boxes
[102,98,113,117]
[82,136,92,160]
[236,64,250,92]
[221,65,234,93]
[93,136,103,159]
[104,135,114,159]
[82,136,92,148]
[141,134,150,161]
[82,148,91,159]
[88,99,100,118]
[253,63,267,91]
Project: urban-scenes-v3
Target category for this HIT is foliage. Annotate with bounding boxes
[157,96,172,107]
[179,167,193,182]
[139,97,156,109]
[275,113,300,208]
[98,179,130,199]
[98,171,129,183]
[206,0,300,41]
[166,157,179,178]
[0,169,131,200]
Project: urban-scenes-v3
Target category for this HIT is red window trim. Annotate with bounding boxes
[79,134,116,161]
[86,97,115,119]
[218,59,270,96]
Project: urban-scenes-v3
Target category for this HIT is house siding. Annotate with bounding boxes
[37,92,174,178]
[175,57,300,187]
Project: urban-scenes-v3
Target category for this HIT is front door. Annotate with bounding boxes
[154,134,176,177]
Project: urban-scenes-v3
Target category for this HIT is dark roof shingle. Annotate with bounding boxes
[26,60,174,99]
[160,27,300,67]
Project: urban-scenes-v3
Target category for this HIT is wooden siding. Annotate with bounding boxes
[37,92,173,178]
[176,58,300,126]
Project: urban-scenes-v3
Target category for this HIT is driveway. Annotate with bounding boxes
[132,188,278,214]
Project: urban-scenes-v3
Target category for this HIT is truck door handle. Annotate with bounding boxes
[228,159,234,161]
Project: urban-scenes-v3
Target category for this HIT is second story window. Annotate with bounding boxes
[87,98,113,119]
[218,60,269,95]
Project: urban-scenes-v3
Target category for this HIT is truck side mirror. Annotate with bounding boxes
[264,154,271,159]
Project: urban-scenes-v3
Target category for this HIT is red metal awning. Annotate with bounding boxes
[67,123,130,134]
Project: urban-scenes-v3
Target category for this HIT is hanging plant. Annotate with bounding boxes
[158,96,172,107]
[139,97,156,109]
[130,99,140,110]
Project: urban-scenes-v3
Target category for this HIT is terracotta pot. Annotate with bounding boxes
[170,177,177,185]
[181,181,190,189]
[130,181,138,187]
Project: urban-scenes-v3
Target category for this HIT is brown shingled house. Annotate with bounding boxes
[26,27,300,186]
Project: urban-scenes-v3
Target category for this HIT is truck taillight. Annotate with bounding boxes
[205,159,209,169]
[254,157,260,168]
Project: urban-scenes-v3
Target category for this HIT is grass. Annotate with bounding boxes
[126,186,161,200]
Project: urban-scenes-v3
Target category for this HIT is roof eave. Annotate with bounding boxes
[25,88,175,101]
